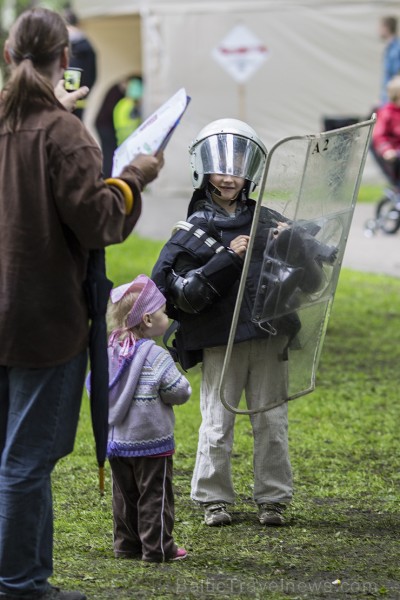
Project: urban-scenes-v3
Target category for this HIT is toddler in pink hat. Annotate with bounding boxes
[106,274,191,562]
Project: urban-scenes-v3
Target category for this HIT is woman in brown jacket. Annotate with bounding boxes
[0,8,163,600]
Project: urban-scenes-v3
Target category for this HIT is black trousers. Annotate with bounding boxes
[371,143,400,187]
[109,455,177,562]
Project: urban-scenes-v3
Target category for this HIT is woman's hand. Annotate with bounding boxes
[128,152,165,188]
[54,79,89,112]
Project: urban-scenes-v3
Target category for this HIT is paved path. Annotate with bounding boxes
[341,203,400,278]
[135,195,400,278]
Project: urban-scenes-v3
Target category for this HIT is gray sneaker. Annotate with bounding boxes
[204,503,232,526]
[257,502,287,526]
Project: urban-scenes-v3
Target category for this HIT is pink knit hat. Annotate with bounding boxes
[110,274,166,328]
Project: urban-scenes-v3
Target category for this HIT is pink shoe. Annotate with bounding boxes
[171,547,188,561]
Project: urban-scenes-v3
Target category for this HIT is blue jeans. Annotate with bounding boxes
[0,351,87,597]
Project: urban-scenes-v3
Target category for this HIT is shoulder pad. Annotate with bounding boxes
[170,221,225,257]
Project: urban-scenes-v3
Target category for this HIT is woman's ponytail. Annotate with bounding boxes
[1,8,69,131]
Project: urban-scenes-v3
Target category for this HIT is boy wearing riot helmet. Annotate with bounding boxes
[151,118,294,527]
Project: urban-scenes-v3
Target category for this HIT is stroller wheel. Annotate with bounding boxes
[376,196,400,234]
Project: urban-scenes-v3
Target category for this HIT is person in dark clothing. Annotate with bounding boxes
[152,119,334,530]
[95,75,142,177]
[95,80,126,176]
[63,6,97,120]
[379,16,400,105]
[151,119,294,529]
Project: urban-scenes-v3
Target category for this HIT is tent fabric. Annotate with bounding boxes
[75,1,392,197]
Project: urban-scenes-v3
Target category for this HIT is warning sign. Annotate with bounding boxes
[212,24,269,84]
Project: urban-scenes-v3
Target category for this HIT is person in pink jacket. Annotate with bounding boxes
[372,74,400,187]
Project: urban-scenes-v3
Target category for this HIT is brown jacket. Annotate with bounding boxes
[0,104,143,367]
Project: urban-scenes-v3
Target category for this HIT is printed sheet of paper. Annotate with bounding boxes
[112,88,191,177]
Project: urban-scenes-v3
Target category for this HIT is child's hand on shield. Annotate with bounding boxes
[230,235,250,257]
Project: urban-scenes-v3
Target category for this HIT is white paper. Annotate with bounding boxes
[111,87,191,177]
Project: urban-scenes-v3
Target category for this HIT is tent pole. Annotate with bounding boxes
[238,83,246,121]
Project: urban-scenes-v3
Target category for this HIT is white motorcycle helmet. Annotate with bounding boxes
[188,118,267,190]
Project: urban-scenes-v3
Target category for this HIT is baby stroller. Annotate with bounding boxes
[364,145,400,236]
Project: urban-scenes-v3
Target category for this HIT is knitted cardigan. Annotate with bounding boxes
[107,338,191,457]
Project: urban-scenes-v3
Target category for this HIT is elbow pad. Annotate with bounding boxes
[168,248,243,314]
[167,269,217,313]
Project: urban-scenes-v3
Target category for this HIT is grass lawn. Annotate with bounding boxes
[51,230,400,600]
[357,184,385,203]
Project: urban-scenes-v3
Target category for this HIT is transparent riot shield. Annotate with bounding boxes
[218,116,376,415]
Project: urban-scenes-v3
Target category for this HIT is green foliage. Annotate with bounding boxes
[0,0,67,82]
[105,237,165,286]
[52,234,400,599]
[1,0,31,81]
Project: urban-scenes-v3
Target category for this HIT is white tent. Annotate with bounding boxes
[74,0,394,196]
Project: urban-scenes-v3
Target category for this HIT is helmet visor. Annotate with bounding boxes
[197,133,266,184]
